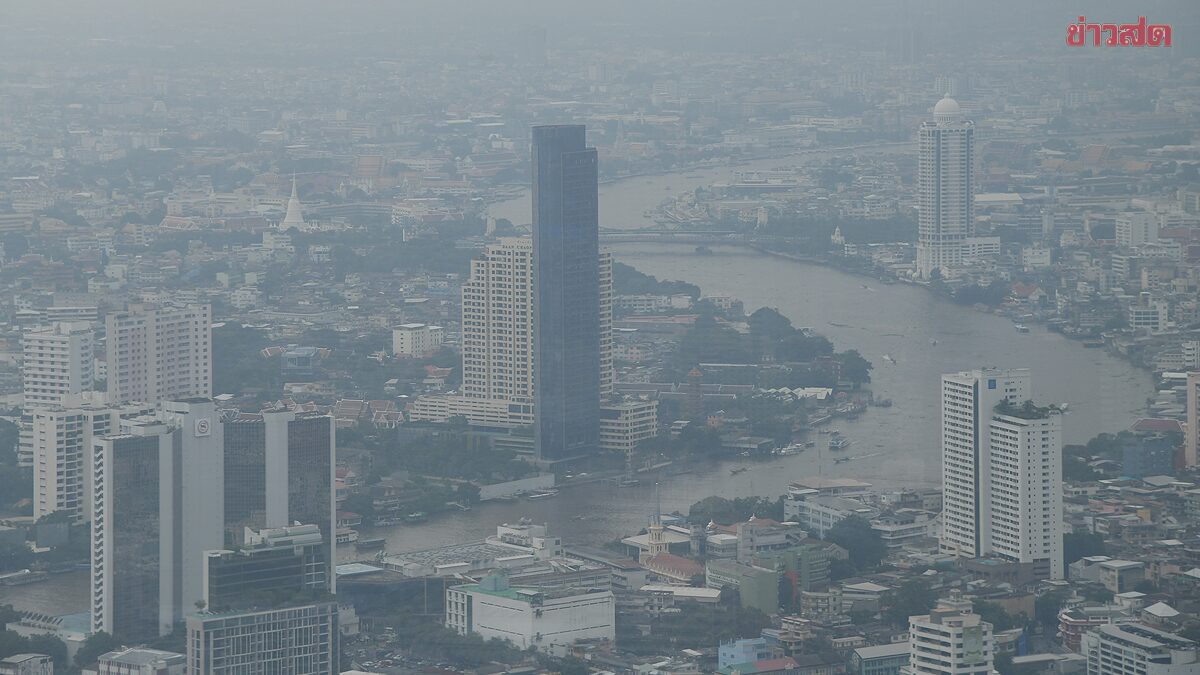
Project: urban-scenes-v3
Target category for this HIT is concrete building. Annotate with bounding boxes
[90,400,224,641]
[1115,212,1159,248]
[445,572,614,653]
[940,368,1031,560]
[105,304,211,405]
[851,643,909,675]
[705,558,779,614]
[391,323,444,357]
[222,410,336,587]
[21,321,94,408]
[1186,372,1199,468]
[988,402,1064,580]
[31,399,153,522]
[1099,560,1145,594]
[903,593,994,675]
[598,399,659,454]
[0,654,53,675]
[720,638,776,670]
[1081,623,1197,675]
[186,602,338,674]
[916,96,974,279]
[532,124,602,462]
[201,524,328,612]
[96,647,186,675]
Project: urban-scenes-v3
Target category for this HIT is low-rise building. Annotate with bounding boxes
[392,323,444,357]
[96,647,186,674]
[445,572,614,653]
[1082,623,1198,675]
[0,654,53,675]
[850,643,909,675]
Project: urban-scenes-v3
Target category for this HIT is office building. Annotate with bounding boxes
[1186,372,1199,468]
[186,602,338,674]
[988,402,1064,580]
[21,321,94,408]
[90,400,224,641]
[407,237,644,450]
[1115,211,1159,248]
[916,95,974,279]
[223,410,335,587]
[106,304,212,405]
[1081,623,1197,675]
[391,323,444,357]
[97,647,186,675]
[902,593,994,675]
[0,654,53,675]
[445,572,614,653]
[532,124,601,461]
[202,524,328,612]
[940,368,1031,560]
[31,398,153,522]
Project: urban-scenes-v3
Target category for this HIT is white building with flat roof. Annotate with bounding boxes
[446,572,614,653]
[392,323,444,357]
[903,593,994,675]
[988,403,1064,580]
[22,321,94,408]
[1082,623,1197,675]
[940,368,1031,560]
[106,304,211,405]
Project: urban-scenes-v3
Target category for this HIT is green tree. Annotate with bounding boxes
[825,516,887,569]
[75,631,121,669]
[1035,589,1070,630]
[974,600,1019,630]
[884,579,937,627]
[837,350,873,385]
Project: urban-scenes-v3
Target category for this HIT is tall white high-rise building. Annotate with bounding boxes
[91,399,224,641]
[31,397,154,522]
[21,321,94,408]
[1185,371,1199,468]
[105,304,212,405]
[903,592,995,675]
[940,368,1031,559]
[988,403,1064,580]
[410,237,615,425]
[461,237,537,403]
[916,95,974,279]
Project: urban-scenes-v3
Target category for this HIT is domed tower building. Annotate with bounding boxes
[915,95,973,280]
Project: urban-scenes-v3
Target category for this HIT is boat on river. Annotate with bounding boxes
[526,490,560,500]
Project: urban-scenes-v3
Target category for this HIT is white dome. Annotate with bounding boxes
[933,95,962,121]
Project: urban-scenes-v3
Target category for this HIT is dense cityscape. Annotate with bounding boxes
[0,2,1199,674]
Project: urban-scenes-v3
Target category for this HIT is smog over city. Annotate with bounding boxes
[0,1,1197,673]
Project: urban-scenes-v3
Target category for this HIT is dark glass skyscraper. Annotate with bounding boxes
[532,125,600,461]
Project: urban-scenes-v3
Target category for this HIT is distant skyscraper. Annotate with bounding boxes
[532,125,601,462]
[21,321,94,408]
[940,368,1030,560]
[91,399,225,641]
[222,410,336,587]
[1185,372,1199,468]
[916,95,974,279]
[988,403,1064,580]
[105,304,212,405]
